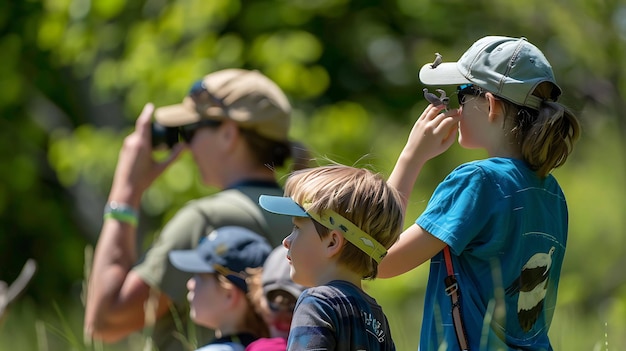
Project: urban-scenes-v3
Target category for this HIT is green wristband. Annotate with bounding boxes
[103,201,138,227]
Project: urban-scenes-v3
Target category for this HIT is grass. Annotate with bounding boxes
[368,271,626,351]
[1,242,624,350]
[1,272,623,350]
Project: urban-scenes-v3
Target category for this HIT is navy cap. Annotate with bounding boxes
[169,226,272,292]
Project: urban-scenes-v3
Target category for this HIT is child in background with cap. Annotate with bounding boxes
[259,165,405,351]
[246,246,305,351]
[378,36,581,350]
[168,226,272,351]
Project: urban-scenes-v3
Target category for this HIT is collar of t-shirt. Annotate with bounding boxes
[227,179,281,190]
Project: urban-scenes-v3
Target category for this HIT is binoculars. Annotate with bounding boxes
[151,122,180,149]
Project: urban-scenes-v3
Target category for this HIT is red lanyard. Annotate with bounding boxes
[443,246,470,351]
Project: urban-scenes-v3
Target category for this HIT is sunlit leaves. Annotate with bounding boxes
[250,30,323,65]
[159,0,240,38]
[37,13,67,51]
[48,125,120,188]
[289,0,350,15]
[250,30,328,98]
[305,101,374,159]
[213,33,245,67]
[143,153,197,216]
[92,0,125,20]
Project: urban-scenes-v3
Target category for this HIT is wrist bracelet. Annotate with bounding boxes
[103,201,138,227]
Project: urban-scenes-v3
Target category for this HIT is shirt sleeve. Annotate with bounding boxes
[132,203,213,304]
[287,291,337,350]
[417,163,497,254]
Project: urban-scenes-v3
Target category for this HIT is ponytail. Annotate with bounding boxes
[507,82,581,178]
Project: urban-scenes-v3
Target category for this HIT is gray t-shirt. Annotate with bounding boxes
[132,184,292,351]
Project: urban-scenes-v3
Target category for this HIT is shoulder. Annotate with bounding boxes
[297,281,373,311]
[188,189,250,208]
[450,158,509,177]
[444,158,534,190]
[456,158,535,178]
[186,187,284,215]
[172,189,258,225]
[301,281,359,299]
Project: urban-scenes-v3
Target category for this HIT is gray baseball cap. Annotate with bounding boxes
[262,246,305,299]
[419,36,561,110]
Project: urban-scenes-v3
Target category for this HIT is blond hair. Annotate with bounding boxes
[504,82,581,177]
[283,165,404,279]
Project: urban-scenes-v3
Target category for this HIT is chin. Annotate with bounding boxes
[200,176,219,188]
[458,137,479,150]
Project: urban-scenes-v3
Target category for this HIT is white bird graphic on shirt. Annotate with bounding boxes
[505,246,555,332]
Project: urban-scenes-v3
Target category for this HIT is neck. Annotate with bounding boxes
[487,140,522,159]
[315,262,362,289]
[213,295,251,337]
[221,165,276,189]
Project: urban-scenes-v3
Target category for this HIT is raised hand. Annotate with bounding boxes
[108,103,185,207]
[388,104,461,208]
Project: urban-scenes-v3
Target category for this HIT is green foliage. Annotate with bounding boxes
[1,0,626,349]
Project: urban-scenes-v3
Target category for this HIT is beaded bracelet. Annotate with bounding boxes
[103,201,138,227]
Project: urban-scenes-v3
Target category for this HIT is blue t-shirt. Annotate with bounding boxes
[417,158,567,351]
[288,280,395,351]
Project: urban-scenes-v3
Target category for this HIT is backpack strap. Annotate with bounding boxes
[443,246,470,351]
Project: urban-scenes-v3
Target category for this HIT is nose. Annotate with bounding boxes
[282,233,293,249]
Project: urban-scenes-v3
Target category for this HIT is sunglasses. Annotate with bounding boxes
[267,290,298,313]
[457,84,485,106]
[178,119,222,144]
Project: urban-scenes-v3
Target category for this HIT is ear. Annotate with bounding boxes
[324,230,345,259]
[485,92,503,123]
[224,285,241,307]
[218,120,240,151]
